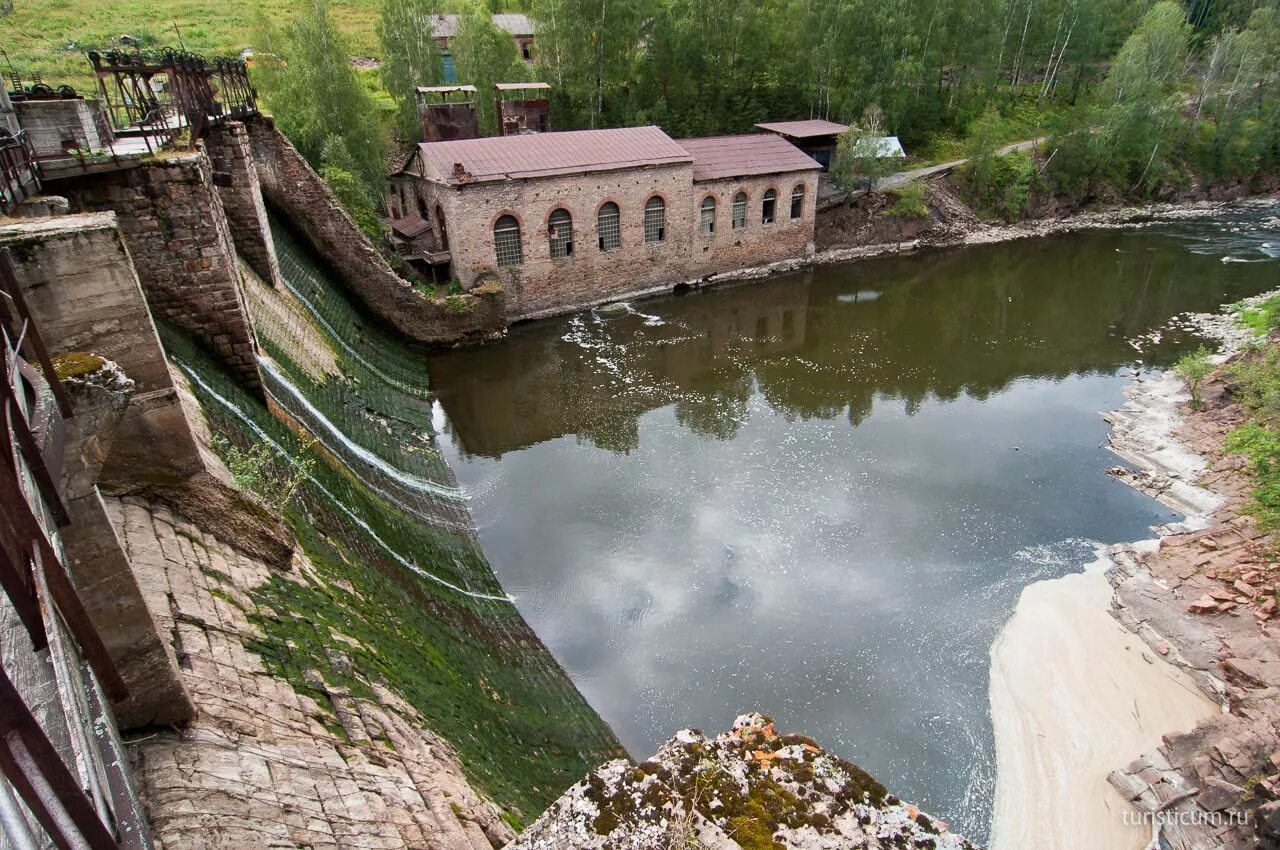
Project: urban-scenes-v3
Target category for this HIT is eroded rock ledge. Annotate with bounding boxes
[1102,314,1280,848]
[508,713,976,850]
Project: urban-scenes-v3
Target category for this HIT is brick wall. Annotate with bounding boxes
[426,163,698,318]
[54,152,262,389]
[245,116,506,343]
[688,171,818,277]
[206,121,283,289]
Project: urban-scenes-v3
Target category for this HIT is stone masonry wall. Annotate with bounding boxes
[244,116,506,343]
[206,122,283,289]
[426,164,697,319]
[688,171,818,278]
[54,152,262,389]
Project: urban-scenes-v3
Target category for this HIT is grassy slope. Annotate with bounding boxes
[0,0,382,90]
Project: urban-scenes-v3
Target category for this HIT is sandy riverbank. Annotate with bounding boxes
[988,287,1280,850]
[988,553,1219,850]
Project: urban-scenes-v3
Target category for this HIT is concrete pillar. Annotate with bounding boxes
[205,121,283,289]
[0,214,198,728]
[0,214,206,487]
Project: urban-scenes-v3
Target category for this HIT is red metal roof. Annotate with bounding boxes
[389,214,432,239]
[418,126,693,184]
[679,134,822,182]
[753,119,850,139]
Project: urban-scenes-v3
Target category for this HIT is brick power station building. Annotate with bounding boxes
[390,126,821,319]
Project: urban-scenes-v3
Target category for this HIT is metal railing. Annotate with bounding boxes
[87,47,258,153]
[0,250,150,850]
[0,130,39,214]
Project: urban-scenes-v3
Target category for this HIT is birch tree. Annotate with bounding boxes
[379,0,446,140]
[451,12,524,135]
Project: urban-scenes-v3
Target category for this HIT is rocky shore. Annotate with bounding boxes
[988,287,1280,850]
[1102,311,1280,848]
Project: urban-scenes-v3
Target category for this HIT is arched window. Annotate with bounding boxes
[762,189,777,225]
[700,196,716,236]
[549,208,574,258]
[597,202,621,251]
[732,192,747,229]
[493,215,523,267]
[790,184,805,220]
[644,196,666,243]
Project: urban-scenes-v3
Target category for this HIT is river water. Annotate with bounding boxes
[426,209,1280,841]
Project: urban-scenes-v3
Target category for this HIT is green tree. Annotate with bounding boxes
[255,1,389,208]
[1190,8,1280,178]
[964,105,1006,202]
[379,0,446,141]
[320,136,385,240]
[831,110,898,195]
[451,12,525,134]
[531,0,654,128]
[1175,345,1215,409]
[1049,1,1192,198]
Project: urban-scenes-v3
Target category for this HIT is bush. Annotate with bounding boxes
[1220,344,1280,531]
[445,294,474,314]
[887,182,929,219]
[320,135,386,241]
[1225,422,1280,529]
[1174,345,1215,409]
[1230,346,1280,425]
[212,434,315,512]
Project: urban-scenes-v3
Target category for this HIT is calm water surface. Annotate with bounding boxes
[427,209,1280,840]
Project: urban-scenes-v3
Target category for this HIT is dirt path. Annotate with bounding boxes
[876,138,1043,191]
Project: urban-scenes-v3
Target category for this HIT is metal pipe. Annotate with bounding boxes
[0,773,41,850]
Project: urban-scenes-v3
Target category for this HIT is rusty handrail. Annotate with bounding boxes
[0,250,71,417]
[0,129,40,214]
[0,667,120,850]
[0,258,133,849]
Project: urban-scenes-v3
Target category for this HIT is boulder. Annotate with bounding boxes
[506,713,977,850]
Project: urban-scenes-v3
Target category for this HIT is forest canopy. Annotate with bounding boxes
[20,0,1271,222]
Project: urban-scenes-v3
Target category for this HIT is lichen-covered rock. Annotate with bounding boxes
[507,713,977,850]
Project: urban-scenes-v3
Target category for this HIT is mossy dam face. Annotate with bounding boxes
[169,214,621,827]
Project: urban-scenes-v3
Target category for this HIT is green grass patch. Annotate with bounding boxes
[0,0,382,92]
[1225,421,1280,530]
[886,182,928,220]
[1233,293,1280,336]
[1225,344,1280,530]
